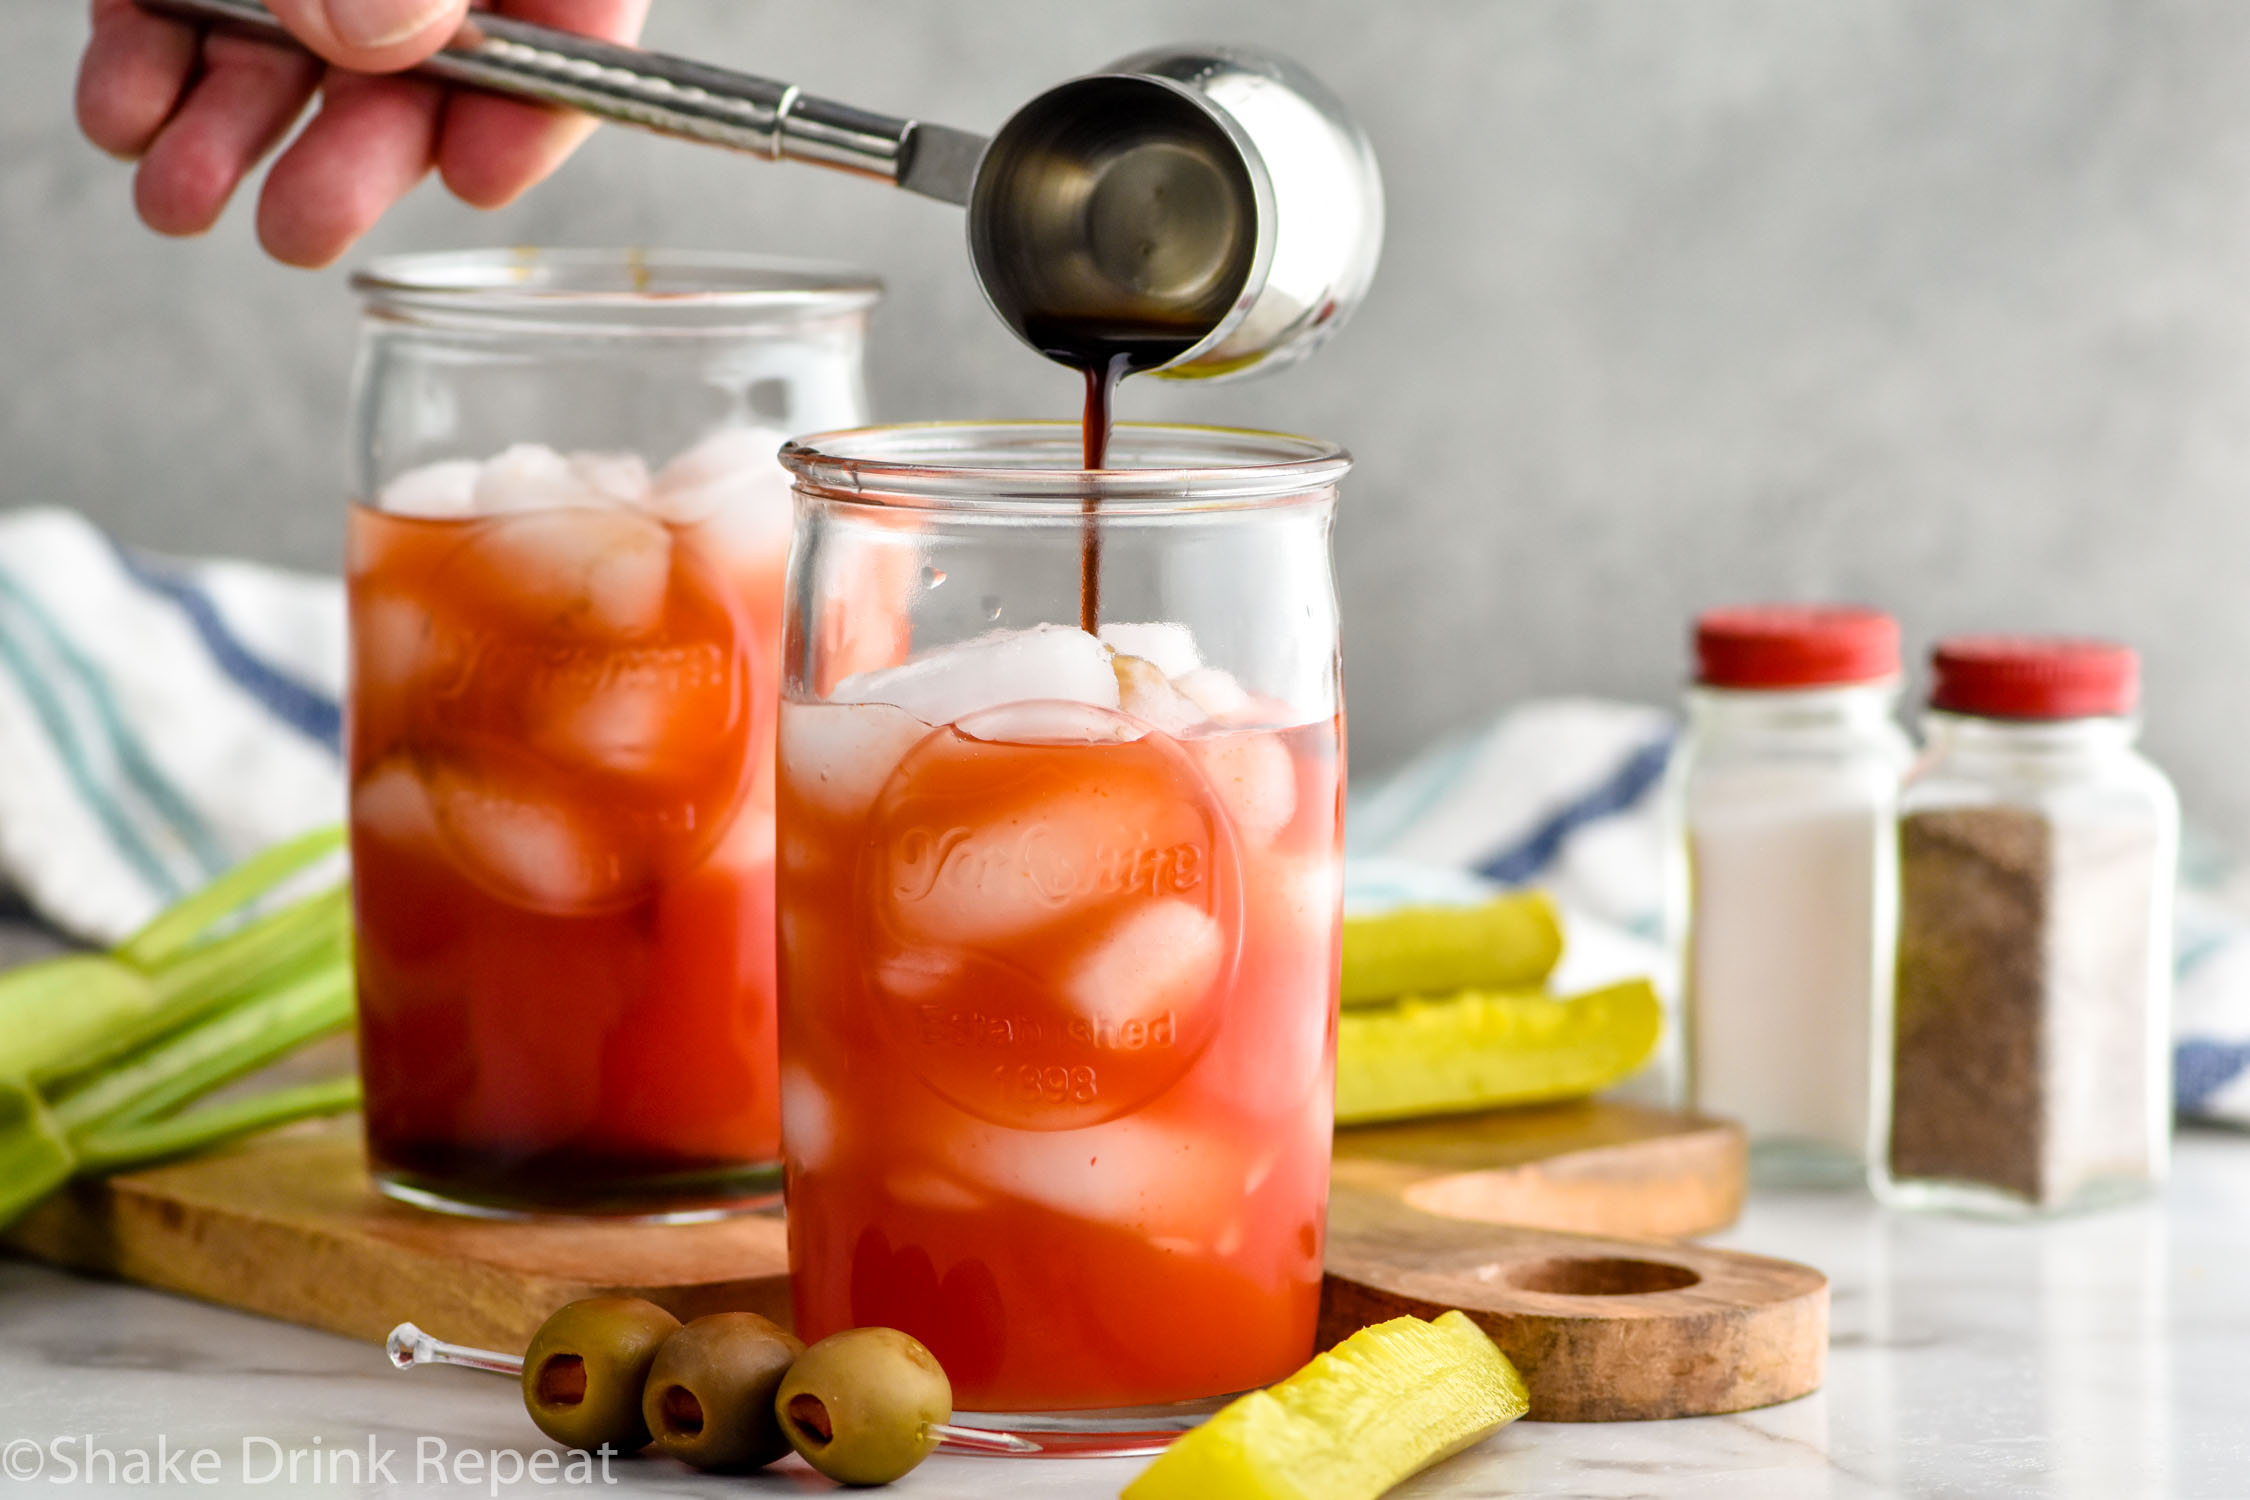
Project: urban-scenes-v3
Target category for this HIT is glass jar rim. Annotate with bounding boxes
[351,248,882,331]
[779,422,1351,512]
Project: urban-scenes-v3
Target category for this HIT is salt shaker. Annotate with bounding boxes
[1665,606,1911,1183]
[1877,637,2177,1216]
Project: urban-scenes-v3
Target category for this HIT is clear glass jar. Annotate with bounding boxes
[1665,608,1911,1184]
[344,249,878,1217]
[1876,640,2177,1216]
[774,423,1347,1450]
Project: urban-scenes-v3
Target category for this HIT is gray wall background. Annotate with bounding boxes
[11,3,2250,842]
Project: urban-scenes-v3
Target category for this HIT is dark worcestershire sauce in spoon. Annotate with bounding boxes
[1025,316,1204,634]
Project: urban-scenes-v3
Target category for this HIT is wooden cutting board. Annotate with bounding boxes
[7,1124,792,1353]
[1333,1098,1746,1240]
[7,1102,1807,1421]
[1321,1183,1825,1421]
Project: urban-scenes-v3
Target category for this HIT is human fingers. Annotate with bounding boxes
[255,69,443,266]
[130,31,322,236]
[77,0,201,160]
[436,0,650,208]
[263,0,471,73]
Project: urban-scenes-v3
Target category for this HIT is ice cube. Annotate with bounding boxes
[884,1169,986,1213]
[704,802,777,873]
[1193,731,1298,845]
[1098,622,1201,679]
[650,426,792,528]
[471,443,616,514]
[423,760,645,914]
[1113,655,1208,736]
[567,450,652,508]
[954,700,1145,746]
[832,623,1119,725]
[351,758,440,850]
[526,640,738,782]
[1191,855,1336,1121]
[939,1113,1252,1243]
[780,1064,835,1172]
[1267,849,1342,930]
[352,591,435,704]
[1064,898,1225,1032]
[377,458,481,519]
[779,701,930,822]
[457,507,674,638]
[872,946,962,1001]
[1175,666,1253,722]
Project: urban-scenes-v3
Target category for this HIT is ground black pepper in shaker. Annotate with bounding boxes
[1876,637,2176,1215]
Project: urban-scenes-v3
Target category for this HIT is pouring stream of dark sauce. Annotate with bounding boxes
[1076,356,1127,631]
[1032,320,1203,635]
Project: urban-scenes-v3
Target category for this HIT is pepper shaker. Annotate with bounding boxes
[1876,637,2177,1216]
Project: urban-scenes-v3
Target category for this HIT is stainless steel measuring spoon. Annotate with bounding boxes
[136,0,1382,381]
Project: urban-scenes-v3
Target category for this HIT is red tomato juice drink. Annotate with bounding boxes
[775,423,1351,1437]
[778,650,1344,1415]
[348,436,796,1215]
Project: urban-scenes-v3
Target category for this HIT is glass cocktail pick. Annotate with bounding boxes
[385,1321,1042,1455]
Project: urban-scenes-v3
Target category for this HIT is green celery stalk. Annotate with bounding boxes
[71,1075,359,1175]
[0,1078,76,1229]
[32,887,349,1091]
[116,824,346,970]
[0,956,156,1083]
[49,961,353,1138]
[0,829,358,1235]
[0,827,348,1084]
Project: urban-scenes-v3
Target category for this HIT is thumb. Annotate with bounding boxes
[264,0,470,73]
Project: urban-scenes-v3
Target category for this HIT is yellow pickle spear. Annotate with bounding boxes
[1335,979,1661,1125]
[1340,892,1564,1005]
[1121,1312,1529,1500]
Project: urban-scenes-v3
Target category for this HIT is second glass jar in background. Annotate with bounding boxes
[774,424,1348,1448]
[1878,637,2177,1216]
[1665,606,1911,1184]
[346,249,878,1216]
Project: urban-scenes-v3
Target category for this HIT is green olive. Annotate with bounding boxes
[774,1327,952,1486]
[520,1297,680,1453]
[640,1312,806,1472]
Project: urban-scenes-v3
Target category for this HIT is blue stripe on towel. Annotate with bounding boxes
[0,576,185,899]
[2176,1039,2250,1116]
[112,542,342,754]
[0,567,230,883]
[1474,731,1677,887]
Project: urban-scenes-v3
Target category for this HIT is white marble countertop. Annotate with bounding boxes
[2,1131,2246,1499]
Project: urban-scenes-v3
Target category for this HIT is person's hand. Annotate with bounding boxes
[76,0,652,267]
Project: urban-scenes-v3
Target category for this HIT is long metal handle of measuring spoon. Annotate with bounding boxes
[385,1322,1041,1456]
[132,0,988,205]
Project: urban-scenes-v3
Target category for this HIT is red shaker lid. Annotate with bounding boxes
[1694,605,1901,689]
[1929,636,2139,719]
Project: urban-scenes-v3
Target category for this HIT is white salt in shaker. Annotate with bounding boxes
[1876,638,2177,1216]
[1665,606,1911,1184]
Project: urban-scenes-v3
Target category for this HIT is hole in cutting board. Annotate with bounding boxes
[1504,1256,1701,1296]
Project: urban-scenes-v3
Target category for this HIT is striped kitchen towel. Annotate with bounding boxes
[1347,697,2250,1127]
[0,507,344,945]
